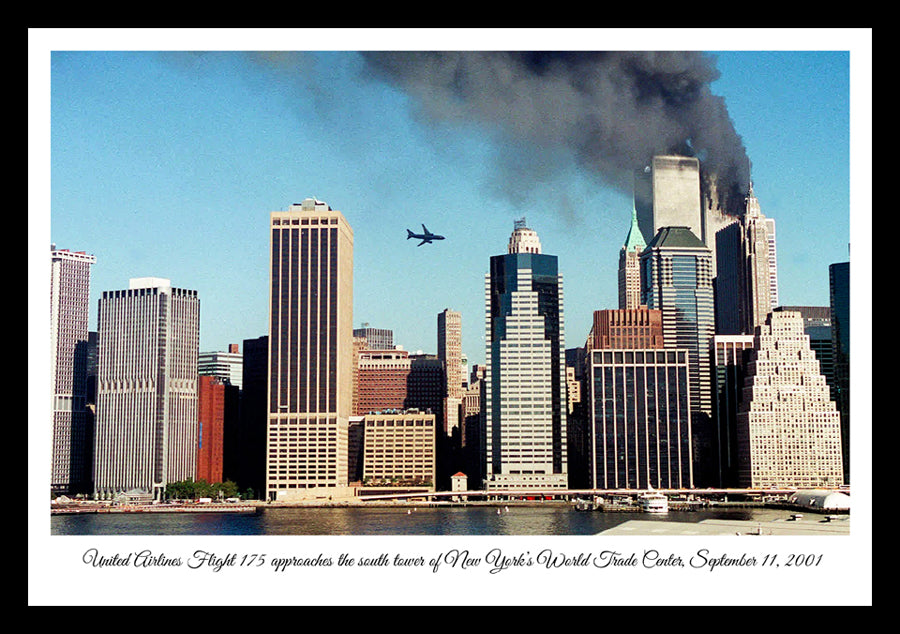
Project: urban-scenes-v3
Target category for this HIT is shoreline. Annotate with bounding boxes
[51,497,848,516]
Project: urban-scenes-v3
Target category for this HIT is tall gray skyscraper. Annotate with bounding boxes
[266,198,354,501]
[715,184,776,335]
[483,219,568,492]
[50,246,96,495]
[634,155,702,246]
[93,277,200,500]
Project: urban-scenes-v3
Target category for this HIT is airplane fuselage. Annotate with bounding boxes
[407,224,445,246]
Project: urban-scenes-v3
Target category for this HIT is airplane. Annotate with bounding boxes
[406,224,445,246]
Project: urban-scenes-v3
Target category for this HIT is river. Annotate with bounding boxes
[50,505,797,536]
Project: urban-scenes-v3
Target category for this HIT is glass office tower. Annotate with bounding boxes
[483,220,568,492]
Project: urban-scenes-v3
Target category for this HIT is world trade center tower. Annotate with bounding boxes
[266,198,354,502]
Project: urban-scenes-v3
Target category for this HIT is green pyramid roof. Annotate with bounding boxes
[622,207,646,251]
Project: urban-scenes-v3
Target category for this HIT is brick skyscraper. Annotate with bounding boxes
[197,375,227,483]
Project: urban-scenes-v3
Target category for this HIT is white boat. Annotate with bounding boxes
[638,492,669,513]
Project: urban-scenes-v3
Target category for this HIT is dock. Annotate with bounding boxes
[51,503,259,515]
[599,515,850,536]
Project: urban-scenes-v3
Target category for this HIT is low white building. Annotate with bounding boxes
[789,489,851,511]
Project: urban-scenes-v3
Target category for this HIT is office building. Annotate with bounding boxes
[588,308,664,351]
[50,246,96,495]
[735,311,844,488]
[266,198,354,501]
[587,348,693,489]
[198,344,243,389]
[776,306,834,396]
[93,277,199,500]
[765,217,779,308]
[353,326,393,350]
[641,225,716,485]
[238,335,268,497]
[618,207,647,310]
[715,184,775,336]
[360,411,436,490]
[634,155,703,246]
[355,348,411,414]
[197,375,227,484]
[438,308,463,437]
[830,261,850,483]
[641,226,715,419]
[711,334,755,488]
[405,353,444,415]
[483,219,568,491]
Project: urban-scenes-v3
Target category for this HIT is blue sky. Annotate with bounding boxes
[36,30,869,369]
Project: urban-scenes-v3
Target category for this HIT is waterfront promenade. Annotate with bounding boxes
[50,486,850,522]
[601,515,850,536]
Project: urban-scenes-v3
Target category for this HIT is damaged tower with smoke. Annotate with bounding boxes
[361,51,752,224]
[361,51,769,490]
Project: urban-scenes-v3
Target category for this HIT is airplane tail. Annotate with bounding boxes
[407,229,413,239]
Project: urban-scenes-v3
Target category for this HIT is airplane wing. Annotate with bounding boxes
[417,239,429,246]
[422,224,429,234]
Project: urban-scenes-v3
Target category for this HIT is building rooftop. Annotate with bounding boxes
[645,225,706,251]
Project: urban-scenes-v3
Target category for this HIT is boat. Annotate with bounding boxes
[573,499,595,512]
[637,492,669,514]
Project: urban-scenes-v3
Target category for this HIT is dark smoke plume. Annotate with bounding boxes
[361,51,751,216]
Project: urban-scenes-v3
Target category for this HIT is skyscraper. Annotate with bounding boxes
[483,219,568,492]
[765,217,779,308]
[641,226,716,485]
[198,344,243,389]
[618,207,647,310]
[634,155,703,249]
[587,348,693,489]
[239,335,268,498]
[355,348,410,415]
[197,374,227,484]
[93,277,200,500]
[438,308,463,437]
[715,184,775,336]
[50,246,96,495]
[353,325,393,350]
[735,310,844,488]
[711,334,755,488]
[641,226,715,418]
[589,308,664,351]
[830,261,850,483]
[266,198,354,501]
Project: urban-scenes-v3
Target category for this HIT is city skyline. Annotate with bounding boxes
[29,29,872,609]
[37,31,866,372]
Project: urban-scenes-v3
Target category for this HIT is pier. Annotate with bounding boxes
[50,502,259,515]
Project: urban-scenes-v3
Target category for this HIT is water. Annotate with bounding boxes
[50,505,787,536]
